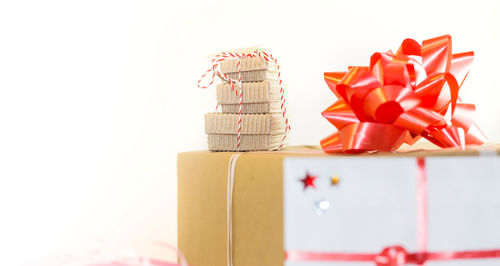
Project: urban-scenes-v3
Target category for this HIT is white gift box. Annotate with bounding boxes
[284,156,500,266]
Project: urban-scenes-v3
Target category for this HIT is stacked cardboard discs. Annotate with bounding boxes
[205,57,287,151]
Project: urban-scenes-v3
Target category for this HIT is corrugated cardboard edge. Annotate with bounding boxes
[207,134,286,151]
[225,71,279,82]
[208,134,270,151]
[221,103,280,114]
[220,57,277,73]
[205,113,285,134]
[217,82,271,104]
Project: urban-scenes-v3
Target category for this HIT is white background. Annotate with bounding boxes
[1,0,499,263]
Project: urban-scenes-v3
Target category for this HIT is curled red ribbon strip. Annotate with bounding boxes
[321,35,487,153]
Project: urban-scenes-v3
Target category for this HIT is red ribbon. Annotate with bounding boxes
[285,158,500,265]
[286,246,500,266]
[321,35,486,153]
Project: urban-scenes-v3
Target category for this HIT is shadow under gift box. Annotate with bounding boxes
[177,146,500,266]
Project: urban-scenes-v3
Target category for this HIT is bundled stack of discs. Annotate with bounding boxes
[205,56,288,151]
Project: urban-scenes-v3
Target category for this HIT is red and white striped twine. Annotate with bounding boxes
[198,50,290,151]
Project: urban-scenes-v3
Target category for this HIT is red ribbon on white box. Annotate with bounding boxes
[198,50,290,151]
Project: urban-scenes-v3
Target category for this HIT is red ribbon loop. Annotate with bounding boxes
[321,35,486,153]
[375,246,408,266]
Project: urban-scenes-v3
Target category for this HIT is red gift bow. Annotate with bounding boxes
[321,35,486,153]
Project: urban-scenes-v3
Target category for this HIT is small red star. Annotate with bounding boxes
[300,173,317,189]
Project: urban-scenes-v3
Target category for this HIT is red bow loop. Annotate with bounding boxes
[421,35,453,74]
[375,246,408,266]
[321,35,485,153]
[322,99,359,129]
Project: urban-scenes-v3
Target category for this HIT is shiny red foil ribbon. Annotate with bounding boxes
[321,35,486,153]
[285,158,500,265]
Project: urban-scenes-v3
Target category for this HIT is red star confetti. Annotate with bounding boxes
[300,173,317,189]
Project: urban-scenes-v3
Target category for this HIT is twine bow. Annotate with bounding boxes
[321,35,486,153]
[198,50,290,151]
